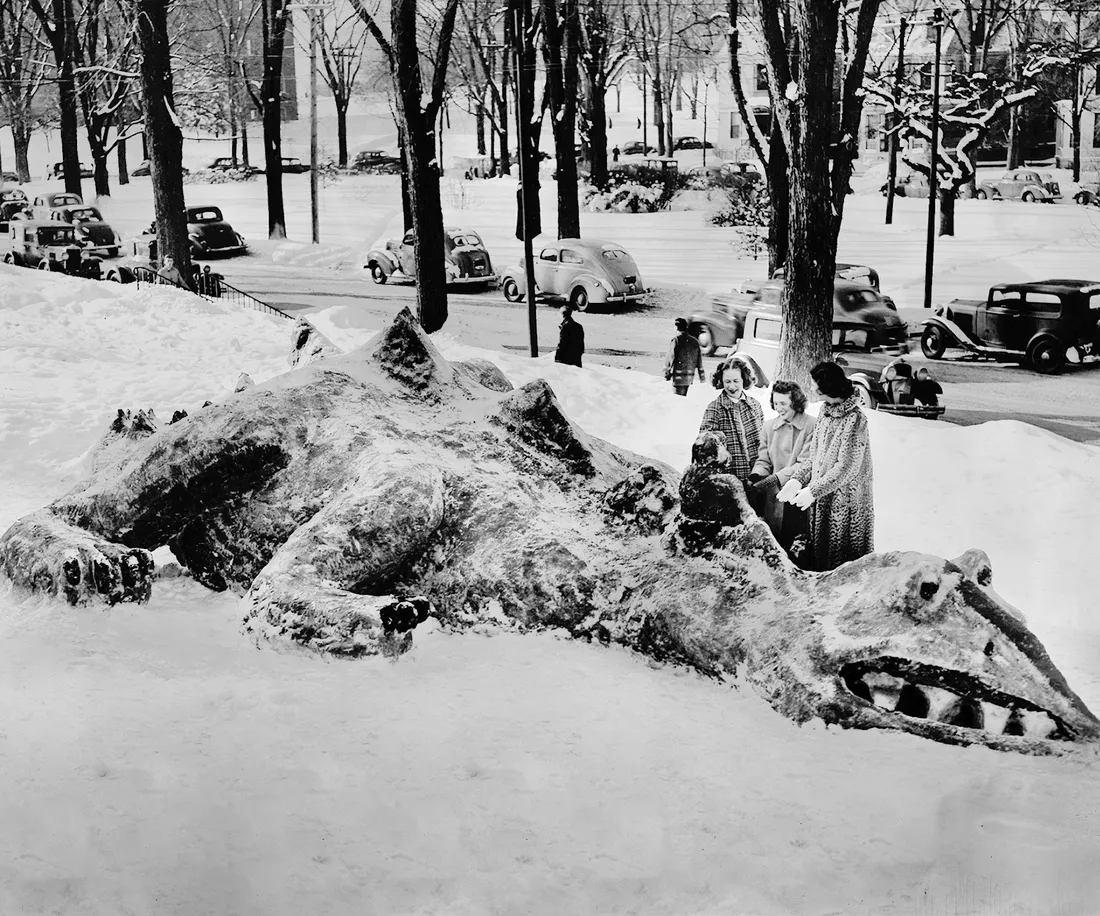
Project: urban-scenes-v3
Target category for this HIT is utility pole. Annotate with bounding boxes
[513,0,538,356]
[885,17,906,225]
[923,7,943,310]
[291,0,332,244]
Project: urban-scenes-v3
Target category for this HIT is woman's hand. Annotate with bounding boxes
[791,487,815,510]
[777,479,802,503]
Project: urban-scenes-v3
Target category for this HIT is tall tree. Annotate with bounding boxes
[136,0,193,286]
[0,0,46,182]
[541,0,581,237]
[75,0,139,197]
[749,0,883,386]
[576,0,630,188]
[241,0,291,238]
[351,0,460,334]
[28,0,82,195]
[317,8,369,167]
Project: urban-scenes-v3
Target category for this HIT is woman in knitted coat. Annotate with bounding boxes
[780,361,874,571]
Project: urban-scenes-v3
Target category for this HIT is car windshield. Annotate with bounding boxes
[601,248,630,260]
[56,196,81,205]
[839,289,881,309]
[189,209,223,222]
[449,233,482,248]
[69,208,100,221]
[40,228,74,244]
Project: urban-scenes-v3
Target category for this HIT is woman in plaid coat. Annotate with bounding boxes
[698,356,764,482]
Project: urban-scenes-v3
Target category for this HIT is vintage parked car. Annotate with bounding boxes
[672,136,715,151]
[29,191,84,221]
[1073,180,1100,206]
[205,157,264,176]
[366,227,496,286]
[881,173,932,198]
[689,160,762,185]
[620,140,656,156]
[47,162,94,180]
[131,159,190,178]
[2,220,101,277]
[185,205,247,258]
[975,169,1061,202]
[0,188,29,233]
[920,279,1100,374]
[735,311,943,418]
[103,235,159,283]
[280,157,311,174]
[48,205,121,259]
[693,279,909,357]
[352,150,403,174]
[767,262,898,310]
[500,238,648,310]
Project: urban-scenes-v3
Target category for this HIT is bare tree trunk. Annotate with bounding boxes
[588,77,608,187]
[13,122,32,181]
[137,0,193,287]
[938,187,955,237]
[117,134,129,186]
[476,104,486,155]
[767,124,788,275]
[259,0,289,239]
[541,0,581,238]
[338,100,349,166]
[1071,108,1081,182]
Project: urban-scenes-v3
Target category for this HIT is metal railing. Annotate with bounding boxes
[132,267,295,321]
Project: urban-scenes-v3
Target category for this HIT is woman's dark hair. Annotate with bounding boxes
[712,356,754,390]
[810,361,854,399]
[770,379,807,413]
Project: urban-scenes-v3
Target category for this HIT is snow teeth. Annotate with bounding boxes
[861,672,905,711]
[1018,709,1058,739]
[980,702,1012,734]
[921,685,960,721]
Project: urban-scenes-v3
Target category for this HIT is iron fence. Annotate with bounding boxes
[132,267,295,321]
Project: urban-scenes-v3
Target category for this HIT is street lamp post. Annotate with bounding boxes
[291,0,333,244]
[512,0,538,356]
[923,7,944,310]
[885,17,907,226]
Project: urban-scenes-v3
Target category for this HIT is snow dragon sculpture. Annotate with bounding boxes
[1,309,1096,756]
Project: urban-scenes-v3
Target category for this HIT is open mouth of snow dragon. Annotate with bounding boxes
[839,657,1075,741]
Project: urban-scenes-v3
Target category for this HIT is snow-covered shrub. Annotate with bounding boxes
[584,182,664,213]
[712,182,770,259]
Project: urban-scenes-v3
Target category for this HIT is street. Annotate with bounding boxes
[217,256,1100,444]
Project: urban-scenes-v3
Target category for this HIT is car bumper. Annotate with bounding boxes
[196,245,247,258]
[449,273,499,285]
[601,290,650,305]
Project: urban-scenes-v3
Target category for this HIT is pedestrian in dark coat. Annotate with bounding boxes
[555,305,585,367]
[664,317,705,395]
[780,361,874,571]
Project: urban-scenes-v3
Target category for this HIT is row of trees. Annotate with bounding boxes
[1,0,1097,378]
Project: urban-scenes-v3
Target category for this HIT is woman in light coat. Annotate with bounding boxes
[780,361,874,571]
[747,380,815,551]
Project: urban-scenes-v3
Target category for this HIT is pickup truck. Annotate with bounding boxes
[920,280,1100,373]
[688,278,908,356]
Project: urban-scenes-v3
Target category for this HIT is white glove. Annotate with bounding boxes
[776,478,802,504]
[791,487,815,510]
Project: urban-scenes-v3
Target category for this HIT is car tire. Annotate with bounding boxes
[855,383,877,411]
[370,263,388,285]
[1075,192,1090,206]
[921,325,948,360]
[1022,191,1036,203]
[2,253,12,265]
[695,324,717,357]
[1027,338,1065,374]
[975,188,987,200]
[502,277,523,302]
[38,260,51,271]
[570,288,589,311]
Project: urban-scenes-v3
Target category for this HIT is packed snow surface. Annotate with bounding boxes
[3,116,1100,914]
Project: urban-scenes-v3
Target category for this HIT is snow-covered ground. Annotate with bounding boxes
[3,116,1100,914]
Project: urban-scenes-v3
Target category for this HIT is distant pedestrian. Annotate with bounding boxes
[555,305,585,367]
[779,361,874,571]
[699,355,764,483]
[664,317,705,395]
[156,255,186,287]
[612,146,621,163]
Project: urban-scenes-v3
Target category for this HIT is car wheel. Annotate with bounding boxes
[975,188,987,200]
[1022,190,1036,203]
[370,263,388,285]
[1075,192,1090,206]
[38,260,51,271]
[855,383,877,411]
[1028,338,1065,374]
[501,277,524,302]
[2,253,12,265]
[921,325,948,360]
[570,288,589,311]
[694,324,717,357]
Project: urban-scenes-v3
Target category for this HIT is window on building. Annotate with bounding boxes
[1093,111,1100,149]
[756,64,768,92]
[730,114,741,140]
